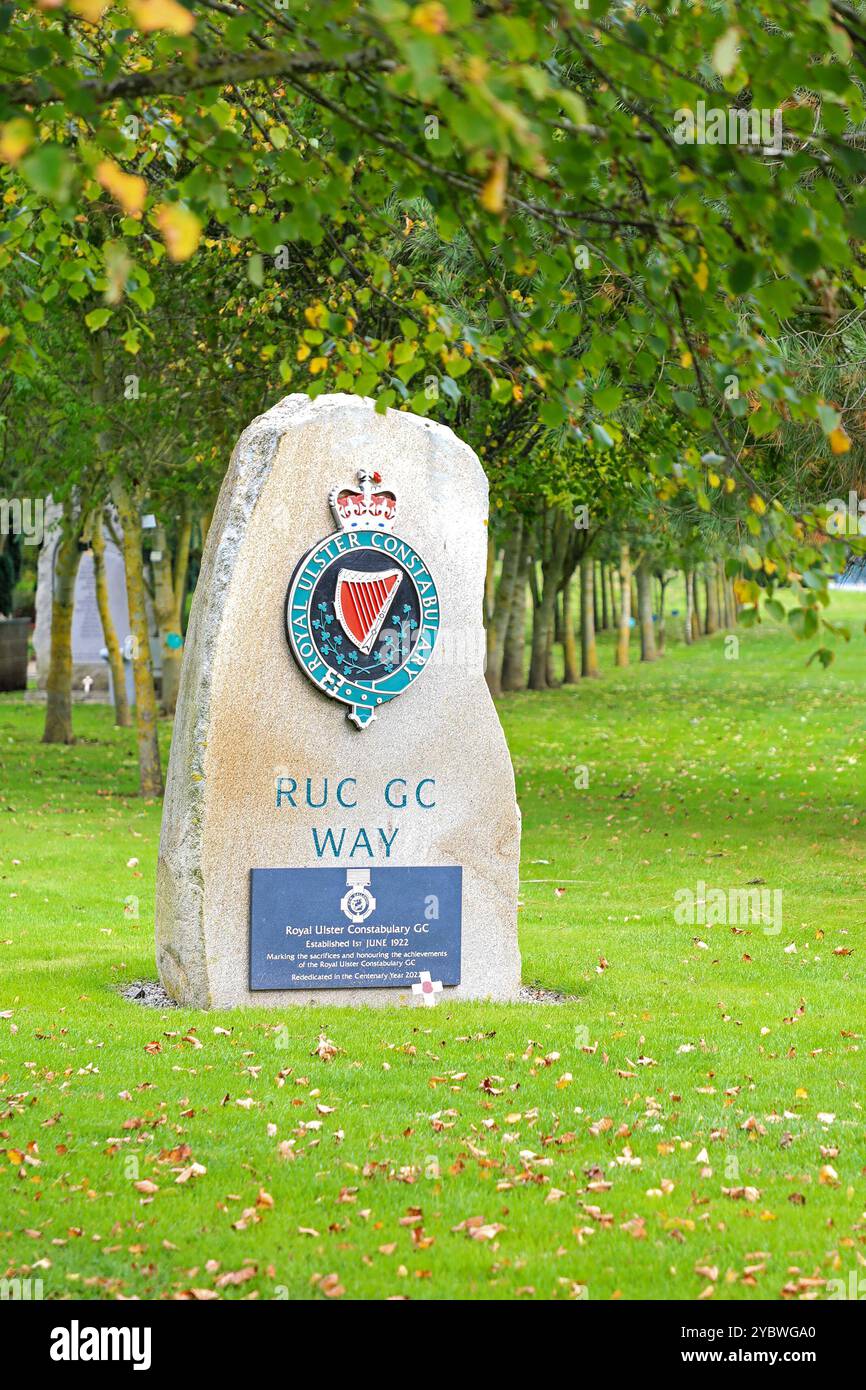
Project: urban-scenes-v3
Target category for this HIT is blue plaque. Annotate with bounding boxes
[249,866,462,990]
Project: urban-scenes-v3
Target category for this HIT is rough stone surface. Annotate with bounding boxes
[156,393,521,1008]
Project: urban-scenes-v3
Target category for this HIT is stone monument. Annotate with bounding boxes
[156,394,521,1007]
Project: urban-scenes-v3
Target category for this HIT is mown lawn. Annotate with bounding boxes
[1,595,865,1301]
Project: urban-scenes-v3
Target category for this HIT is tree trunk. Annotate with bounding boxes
[616,542,631,667]
[152,500,192,716]
[580,553,600,677]
[484,535,496,626]
[485,522,522,698]
[691,571,702,640]
[42,531,82,744]
[562,572,579,684]
[112,477,163,797]
[636,555,657,661]
[529,514,569,691]
[722,572,734,628]
[501,539,529,692]
[657,575,669,655]
[529,575,553,690]
[545,616,557,687]
[90,513,132,728]
[608,561,619,631]
[683,568,693,645]
[167,501,191,712]
[705,561,720,634]
[600,562,609,631]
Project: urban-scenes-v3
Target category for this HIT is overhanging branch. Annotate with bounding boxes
[0,46,393,112]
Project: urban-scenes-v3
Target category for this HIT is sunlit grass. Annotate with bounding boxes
[1,594,864,1300]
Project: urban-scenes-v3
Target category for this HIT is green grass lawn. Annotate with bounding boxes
[2,596,865,1301]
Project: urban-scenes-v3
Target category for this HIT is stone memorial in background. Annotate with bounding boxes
[156,393,521,1007]
[34,501,160,701]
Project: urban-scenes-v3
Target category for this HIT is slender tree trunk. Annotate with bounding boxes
[484,535,496,626]
[636,555,657,661]
[616,541,631,667]
[657,576,669,655]
[529,586,554,690]
[152,500,192,716]
[600,562,609,631]
[169,500,192,704]
[683,568,693,646]
[501,540,529,692]
[42,531,82,744]
[529,514,569,691]
[580,553,600,677]
[91,513,132,727]
[485,522,522,698]
[608,561,619,630]
[111,477,163,797]
[562,572,579,684]
[691,571,702,640]
[705,560,720,634]
[545,616,557,687]
[722,573,734,628]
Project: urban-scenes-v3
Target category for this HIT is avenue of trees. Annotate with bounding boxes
[3,0,866,794]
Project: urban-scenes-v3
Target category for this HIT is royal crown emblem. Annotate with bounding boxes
[285,469,440,729]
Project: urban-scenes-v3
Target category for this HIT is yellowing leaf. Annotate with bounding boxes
[411,1,449,34]
[309,356,328,374]
[829,426,851,454]
[128,0,195,33]
[693,261,709,292]
[748,493,767,515]
[0,119,34,165]
[156,203,202,261]
[70,0,112,19]
[96,159,147,215]
[712,26,740,78]
[480,156,508,215]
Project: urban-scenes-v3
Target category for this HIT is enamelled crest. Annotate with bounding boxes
[286,469,440,729]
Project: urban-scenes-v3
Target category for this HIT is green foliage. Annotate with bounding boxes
[2,1,866,632]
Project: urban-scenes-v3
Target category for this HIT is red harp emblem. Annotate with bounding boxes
[334,567,402,655]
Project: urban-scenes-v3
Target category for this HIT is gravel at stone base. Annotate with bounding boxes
[123,980,177,1008]
[123,980,566,1008]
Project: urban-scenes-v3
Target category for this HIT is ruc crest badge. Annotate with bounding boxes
[286,469,440,729]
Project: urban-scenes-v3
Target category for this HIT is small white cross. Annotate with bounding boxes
[411,971,443,1007]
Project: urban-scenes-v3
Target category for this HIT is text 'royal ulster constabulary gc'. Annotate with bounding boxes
[155,394,521,1007]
